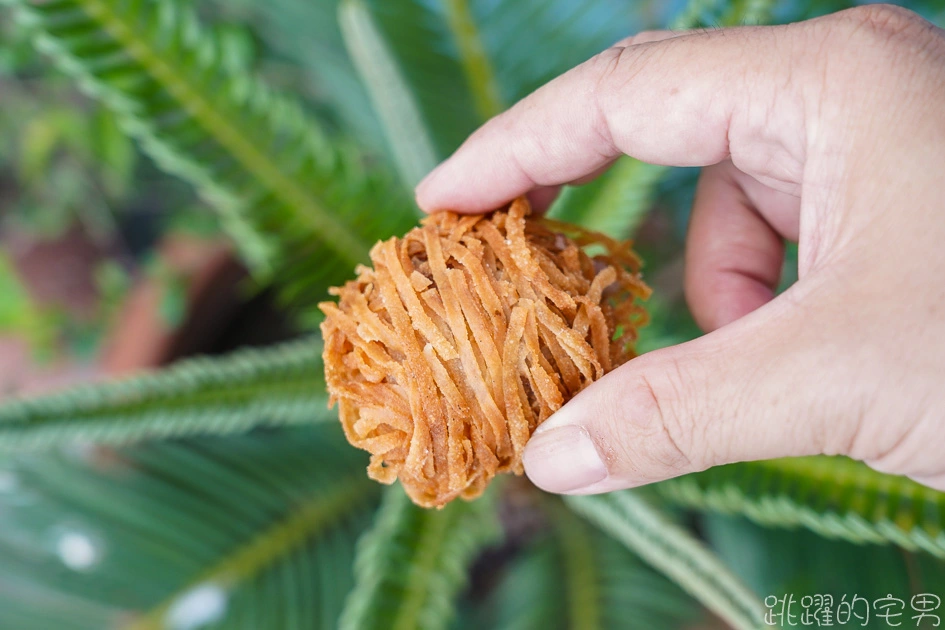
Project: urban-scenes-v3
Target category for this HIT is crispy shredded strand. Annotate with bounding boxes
[319,197,650,508]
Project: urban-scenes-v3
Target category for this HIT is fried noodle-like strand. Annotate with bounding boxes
[319,198,650,508]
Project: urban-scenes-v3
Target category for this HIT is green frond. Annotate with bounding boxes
[634,298,703,355]
[671,0,776,30]
[10,0,417,313]
[254,0,646,159]
[656,456,945,557]
[340,485,501,630]
[130,475,369,630]
[566,491,767,630]
[442,0,504,120]
[339,0,439,187]
[722,0,777,25]
[364,0,484,153]
[671,0,728,29]
[469,0,642,108]
[549,158,669,238]
[469,537,564,630]
[705,512,945,610]
[0,424,380,630]
[474,497,696,630]
[0,337,328,452]
[250,0,386,154]
[553,502,602,630]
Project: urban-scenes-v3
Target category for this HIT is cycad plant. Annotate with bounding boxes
[1,0,944,628]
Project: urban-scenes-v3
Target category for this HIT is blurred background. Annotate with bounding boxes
[1,0,945,628]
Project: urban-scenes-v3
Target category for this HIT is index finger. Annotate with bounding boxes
[414,23,809,214]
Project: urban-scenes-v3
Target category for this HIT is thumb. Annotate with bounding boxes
[522,289,853,494]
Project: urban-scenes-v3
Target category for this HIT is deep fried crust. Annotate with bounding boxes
[319,198,649,508]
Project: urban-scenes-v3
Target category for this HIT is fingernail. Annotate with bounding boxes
[523,424,608,493]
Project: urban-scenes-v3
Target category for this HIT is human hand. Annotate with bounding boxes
[414,5,945,494]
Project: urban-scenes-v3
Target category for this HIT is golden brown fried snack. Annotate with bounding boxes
[319,198,649,508]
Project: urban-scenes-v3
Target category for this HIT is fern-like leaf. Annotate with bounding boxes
[440,0,504,120]
[477,497,696,630]
[549,158,669,238]
[0,337,328,451]
[657,457,945,557]
[339,0,439,187]
[462,492,705,628]
[0,425,380,630]
[706,512,945,616]
[477,529,697,630]
[339,485,501,630]
[255,0,649,160]
[11,0,417,314]
[566,491,767,630]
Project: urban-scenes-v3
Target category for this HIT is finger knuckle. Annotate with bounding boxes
[602,358,702,480]
[830,4,937,48]
[849,4,925,34]
[641,373,695,470]
[805,5,944,126]
[590,45,646,93]
[590,46,623,88]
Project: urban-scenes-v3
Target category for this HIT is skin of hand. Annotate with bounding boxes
[414,5,945,495]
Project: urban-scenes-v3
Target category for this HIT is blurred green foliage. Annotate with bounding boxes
[0,0,944,628]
